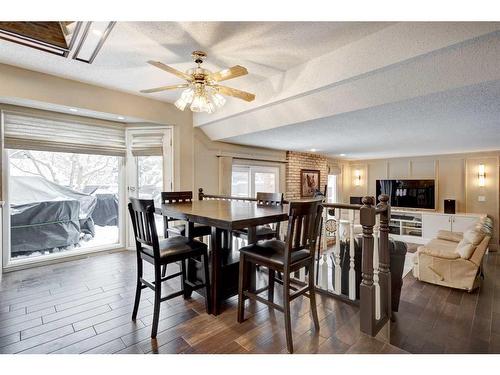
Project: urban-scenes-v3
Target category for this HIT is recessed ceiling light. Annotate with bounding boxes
[339,153,346,157]
[117,116,125,120]
[92,29,103,37]
[310,148,316,152]
[69,108,78,112]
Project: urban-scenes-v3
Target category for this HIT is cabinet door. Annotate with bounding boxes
[422,214,452,239]
[452,216,479,233]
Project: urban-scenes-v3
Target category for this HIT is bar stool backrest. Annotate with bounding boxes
[161,191,193,204]
[256,192,284,206]
[128,198,160,260]
[283,199,323,265]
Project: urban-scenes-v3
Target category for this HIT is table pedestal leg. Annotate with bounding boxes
[210,226,223,315]
[246,227,257,293]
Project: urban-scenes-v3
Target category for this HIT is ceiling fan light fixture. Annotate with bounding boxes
[174,88,194,111]
[174,97,189,111]
[141,51,255,114]
[190,94,207,113]
[211,92,226,108]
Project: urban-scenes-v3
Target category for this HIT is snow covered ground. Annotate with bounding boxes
[12,225,120,260]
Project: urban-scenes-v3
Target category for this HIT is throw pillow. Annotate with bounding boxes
[455,239,476,259]
[463,229,484,245]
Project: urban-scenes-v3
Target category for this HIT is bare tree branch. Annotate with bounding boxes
[24,151,59,183]
[10,161,47,177]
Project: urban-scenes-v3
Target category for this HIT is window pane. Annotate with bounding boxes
[254,172,276,194]
[137,155,164,235]
[8,149,121,260]
[137,156,163,206]
[232,170,250,197]
[327,175,337,202]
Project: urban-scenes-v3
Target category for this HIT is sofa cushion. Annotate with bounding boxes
[419,239,461,259]
[455,238,476,259]
[463,228,484,245]
[437,230,463,243]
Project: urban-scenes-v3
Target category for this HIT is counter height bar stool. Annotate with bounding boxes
[162,191,212,239]
[232,192,285,246]
[161,191,212,277]
[237,199,323,353]
[128,198,210,338]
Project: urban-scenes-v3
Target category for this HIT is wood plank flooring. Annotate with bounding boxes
[391,250,500,353]
[0,249,498,354]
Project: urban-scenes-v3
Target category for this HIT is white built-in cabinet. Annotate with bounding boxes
[421,214,453,239]
[421,213,480,239]
[389,209,484,244]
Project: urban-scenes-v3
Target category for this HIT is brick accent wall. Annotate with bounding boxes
[285,151,329,200]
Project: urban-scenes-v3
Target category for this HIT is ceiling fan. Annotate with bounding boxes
[140,51,255,114]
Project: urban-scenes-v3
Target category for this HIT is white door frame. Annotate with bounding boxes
[125,126,174,249]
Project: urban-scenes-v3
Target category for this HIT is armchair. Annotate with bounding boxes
[412,216,493,291]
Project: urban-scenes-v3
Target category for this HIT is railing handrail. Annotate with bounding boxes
[323,202,390,215]
[323,202,362,211]
[198,188,292,204]
[198,188,256,202]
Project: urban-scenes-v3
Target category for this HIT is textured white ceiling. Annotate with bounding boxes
[2,21,499,160]
[0,21,392,103]
[225,80,500,159]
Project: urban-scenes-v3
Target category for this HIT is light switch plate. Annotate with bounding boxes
[478,196,486,202]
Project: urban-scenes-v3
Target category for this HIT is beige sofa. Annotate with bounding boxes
[413,216,493,291]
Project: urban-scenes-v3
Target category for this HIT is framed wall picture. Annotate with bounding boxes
[300,169,320,197]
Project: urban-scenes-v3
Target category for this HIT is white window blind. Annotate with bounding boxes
[129,132,166,156]
[3,112,126,156]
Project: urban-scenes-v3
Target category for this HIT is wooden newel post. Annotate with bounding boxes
[359,196,376,335]
[377,194,391,321]
[198,188,204,201]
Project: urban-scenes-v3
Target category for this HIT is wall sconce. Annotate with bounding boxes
[478,164,486,187]
[354,169,361,186]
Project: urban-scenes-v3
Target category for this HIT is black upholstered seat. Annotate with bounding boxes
[232,225,277,240]
[142,236,207,261]
[168,223,212,238]
[232,192,284,244]
[239,239,310,267]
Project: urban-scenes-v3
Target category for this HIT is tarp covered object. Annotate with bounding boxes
[92,194,119,226]
[10,176,97,254]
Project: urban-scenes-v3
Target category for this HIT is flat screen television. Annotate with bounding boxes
[375,179,435,209]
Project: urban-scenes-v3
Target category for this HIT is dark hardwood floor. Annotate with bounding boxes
[391,250,500,354]
[0,248,498,354]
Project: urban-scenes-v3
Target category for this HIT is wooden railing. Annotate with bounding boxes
[321,194,391,336]
[198,188,259,202]
[197,188,391,337]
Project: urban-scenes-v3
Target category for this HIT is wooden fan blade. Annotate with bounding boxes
[147,60,193,82]
[140,84,189,94]
[216,85,255,102]
[209,65,248,82]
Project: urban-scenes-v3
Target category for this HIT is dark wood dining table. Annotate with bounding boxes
[159,199,288,315]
